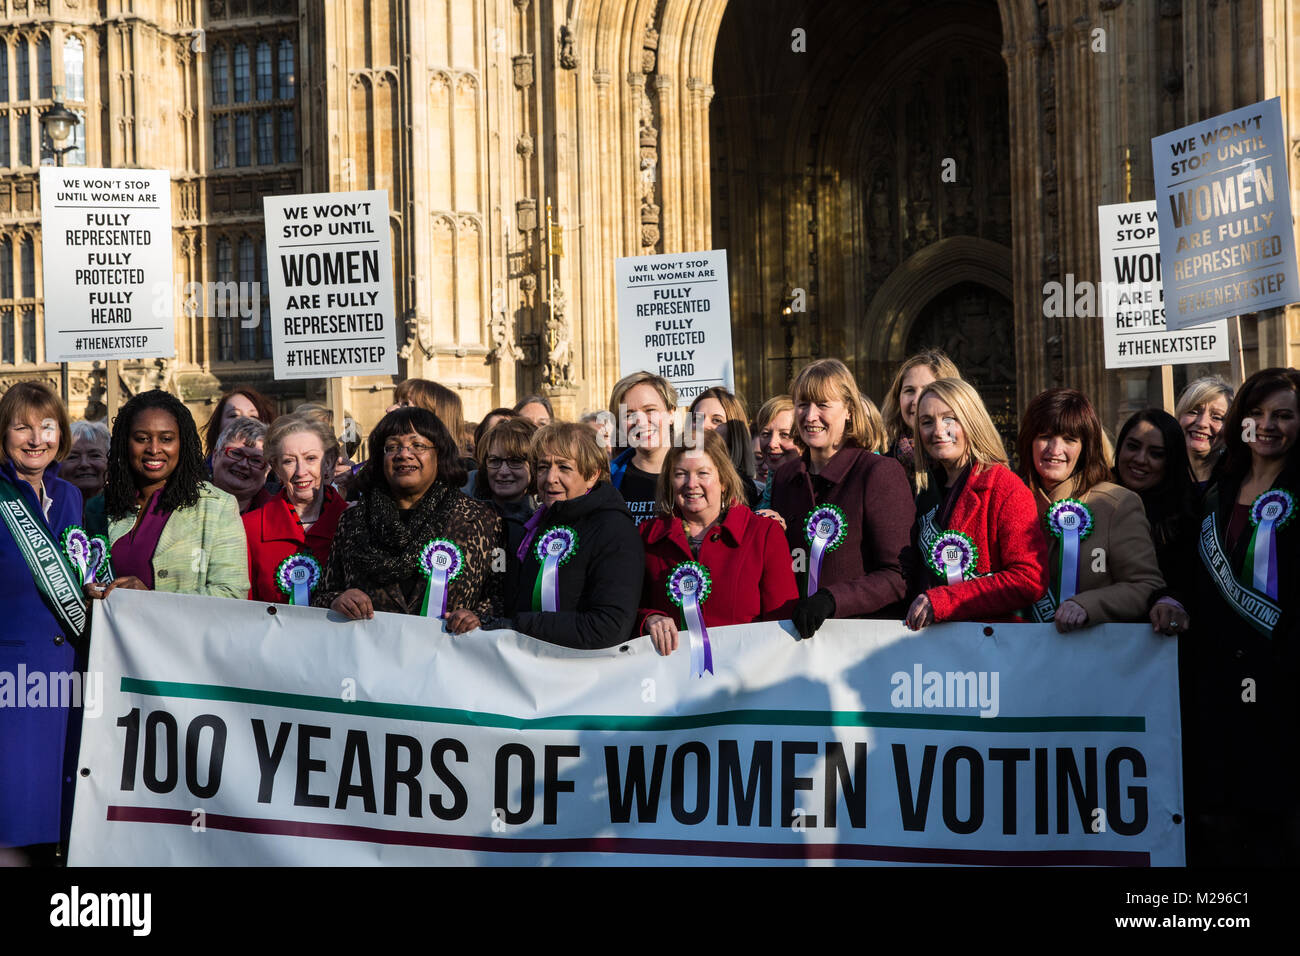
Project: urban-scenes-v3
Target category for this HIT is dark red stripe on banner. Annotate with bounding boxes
[106,806,1150,866]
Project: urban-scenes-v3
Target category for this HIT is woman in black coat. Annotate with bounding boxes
[1112,408,1198,633]
[1182,368,1300,866]
[485,422,644,648]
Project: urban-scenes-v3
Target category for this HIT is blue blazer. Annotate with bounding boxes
[0,459,85,848]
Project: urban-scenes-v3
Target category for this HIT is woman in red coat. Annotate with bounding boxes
[904,378,1049,628]
[244,414,348,605]
[640,429,797,663]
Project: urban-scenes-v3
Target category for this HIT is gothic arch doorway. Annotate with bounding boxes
[907,281,1019,453]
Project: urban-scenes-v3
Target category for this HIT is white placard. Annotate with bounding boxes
[1151,97,1300,331]
[263,190,397,380]
[39,167,175,362]
[616,250,733,402]
[1098,201,1228,368]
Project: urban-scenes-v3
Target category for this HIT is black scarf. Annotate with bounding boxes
[351,480,452,587]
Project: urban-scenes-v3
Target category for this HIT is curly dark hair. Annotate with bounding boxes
[361,406,467,495]
[105,389,208,520]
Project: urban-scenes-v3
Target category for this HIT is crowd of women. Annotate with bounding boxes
[1,352,1296,867]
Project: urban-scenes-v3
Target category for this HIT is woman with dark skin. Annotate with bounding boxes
[89,389,248,600]
[315,406,502,632]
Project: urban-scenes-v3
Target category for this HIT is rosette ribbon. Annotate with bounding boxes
[61,526,91,585]
[927,531,979,585]
[1046,499,1093,603]
[667,561,713,678]
[533,526,578,612]
[804,504,847,597]
[1242,489,1294,599]
[418,539,464,618]
[85,535,113,585]
[276,553,321,606]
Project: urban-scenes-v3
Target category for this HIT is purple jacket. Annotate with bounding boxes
[0,460,85,848]
[770,447,914,618]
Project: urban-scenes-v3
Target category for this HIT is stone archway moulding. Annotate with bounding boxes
[861,235,1013,374]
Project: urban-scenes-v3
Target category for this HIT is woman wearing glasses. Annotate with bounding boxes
[471,416,539,600]
[315,406,503,632]
[211,416,273,514]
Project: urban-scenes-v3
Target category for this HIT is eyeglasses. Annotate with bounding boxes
[485,456,528,471]
[383,441,434,457]
[223,446,265,469]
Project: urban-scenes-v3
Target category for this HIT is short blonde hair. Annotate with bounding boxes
[754,395,794,435]
[859,393,888,453]
[881,350,962,448]
[609,371,678,416]
[531,422,610,484]
[912,378,1008,492]
[1174,376,1235,421]
[265,414,340,480]
[655,428,744,517]
[790,359,875,452]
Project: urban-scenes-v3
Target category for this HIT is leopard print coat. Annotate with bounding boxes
[314,480,504,619]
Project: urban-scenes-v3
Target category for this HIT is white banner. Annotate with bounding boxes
[1098,200,1228,368]
[39,167,175,362]
[263,190,397,380]
[616,250,733,401]
[70,592,1184,866]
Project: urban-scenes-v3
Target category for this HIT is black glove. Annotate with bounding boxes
[792,589,836,640]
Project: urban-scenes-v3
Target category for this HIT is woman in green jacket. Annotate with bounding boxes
[89,389,248,600]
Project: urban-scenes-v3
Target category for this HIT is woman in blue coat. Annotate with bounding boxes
[0,381,88,864]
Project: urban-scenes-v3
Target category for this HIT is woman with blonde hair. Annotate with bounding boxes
[244,413,348,605]
[881,349,962,479]
[1174,376,1234,492]
[904,378,1048,628]
[752,395,797,491]
[608,370,678,525]
[769,359,914,638]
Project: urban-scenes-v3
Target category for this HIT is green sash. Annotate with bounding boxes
[1198,487,1281,637]
[0,475,88,640]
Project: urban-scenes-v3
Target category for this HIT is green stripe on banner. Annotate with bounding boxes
[120,677,1145,732]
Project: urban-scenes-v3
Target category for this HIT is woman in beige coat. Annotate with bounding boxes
[1017,388,1167,633]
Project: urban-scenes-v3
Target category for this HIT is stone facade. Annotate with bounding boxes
[1,0,1299,438]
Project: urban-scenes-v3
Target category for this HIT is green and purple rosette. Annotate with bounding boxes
[86,535,114,584]
[418,539,464,618]
[276,553,321,606]
[533,525,578,612]
[804,504,847,597]
[1045,498,1093,603]
[927,530,979,585]
[667,561,713,678]
[1241,489,1294,599]
[61,525,91,585]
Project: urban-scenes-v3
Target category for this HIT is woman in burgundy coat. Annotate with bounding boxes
[902,378,1049,628]
[640,430,798,655]
[244,414,348,605]
[770,359,915,638]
